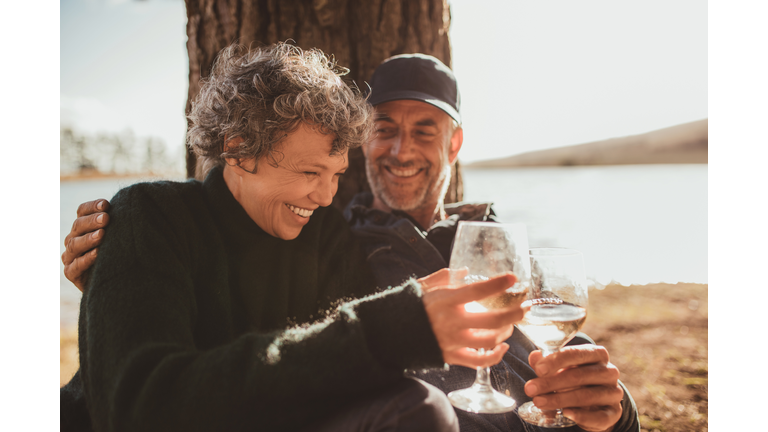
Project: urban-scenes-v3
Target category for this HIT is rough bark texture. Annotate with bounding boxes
[184,0,463,210]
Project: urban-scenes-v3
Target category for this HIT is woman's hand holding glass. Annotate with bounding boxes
[419,268,529,369]
[425,222,532,414]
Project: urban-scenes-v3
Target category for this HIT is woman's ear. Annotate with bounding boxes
[223,136,245,167]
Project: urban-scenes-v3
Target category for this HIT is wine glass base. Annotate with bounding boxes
[517,401,576,428]
[447,385,517,414]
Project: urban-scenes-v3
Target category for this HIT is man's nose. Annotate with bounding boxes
[390,132,414,159]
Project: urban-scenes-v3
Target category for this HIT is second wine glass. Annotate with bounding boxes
[516,247,589,428]
[446,221,531,414]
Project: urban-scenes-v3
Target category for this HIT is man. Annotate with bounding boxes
[63,53,640,432]
[344,53,640,432]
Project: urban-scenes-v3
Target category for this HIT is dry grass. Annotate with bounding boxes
[583,283,708,432]
[60,282,708,431]
[60,326,79,387]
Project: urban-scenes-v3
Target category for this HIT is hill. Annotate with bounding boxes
[465,119,708,168]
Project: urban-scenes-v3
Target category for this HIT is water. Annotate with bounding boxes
[60,176,184,326]
[462,164,707,286]
[59,164,707,326]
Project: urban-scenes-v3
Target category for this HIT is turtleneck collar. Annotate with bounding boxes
[201,165,274,247]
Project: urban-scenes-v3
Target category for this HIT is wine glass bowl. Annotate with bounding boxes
[445,222,531,414]
[516,247,589,428]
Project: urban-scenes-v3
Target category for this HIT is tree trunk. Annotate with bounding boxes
[184,0,463,210]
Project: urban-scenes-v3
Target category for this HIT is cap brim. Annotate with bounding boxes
[369,90,461,124]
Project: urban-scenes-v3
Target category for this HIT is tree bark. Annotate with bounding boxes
[184,0,463,210]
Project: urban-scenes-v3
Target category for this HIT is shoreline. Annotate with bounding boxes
[60,171,185,182]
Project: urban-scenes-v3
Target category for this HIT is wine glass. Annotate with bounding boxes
[516,247,589,428]
[446,221,531,414]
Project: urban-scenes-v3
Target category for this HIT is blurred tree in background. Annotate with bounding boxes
[183,0,463,210]
[60,127,97,174]
[60,127,177,177]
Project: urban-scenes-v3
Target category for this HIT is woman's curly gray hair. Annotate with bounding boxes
[188,42,374,178]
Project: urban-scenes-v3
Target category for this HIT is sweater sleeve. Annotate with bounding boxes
[79,183,444,432]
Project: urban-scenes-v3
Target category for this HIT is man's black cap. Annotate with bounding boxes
[367,53,461,124]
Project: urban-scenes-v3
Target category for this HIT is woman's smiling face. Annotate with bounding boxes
[223,123,348,240]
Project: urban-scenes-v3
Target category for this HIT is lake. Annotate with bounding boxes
[60,164,707,326]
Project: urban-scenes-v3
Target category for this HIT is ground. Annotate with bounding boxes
[60,282,708,431]
[581,283,708,432]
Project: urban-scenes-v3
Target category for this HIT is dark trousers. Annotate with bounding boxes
[62,371,457,432]
[304,377,459,432]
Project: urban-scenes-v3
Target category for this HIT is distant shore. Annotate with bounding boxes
[60,171,184,182]
[465,119,708,168]
[60,281,707,430]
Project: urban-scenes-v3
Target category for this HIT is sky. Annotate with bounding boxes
[60,0,189,170]
[449,0,707,162]
[58,0,707,165]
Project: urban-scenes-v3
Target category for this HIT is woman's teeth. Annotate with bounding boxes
[286,204,313,218]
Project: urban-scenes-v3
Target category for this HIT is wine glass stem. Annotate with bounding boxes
[475,365,492,388]
[540,348,567,422]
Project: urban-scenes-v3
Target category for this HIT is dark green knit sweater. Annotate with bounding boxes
[76,167,444,432]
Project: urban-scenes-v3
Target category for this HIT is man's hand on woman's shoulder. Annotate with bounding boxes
[62,199,110,292]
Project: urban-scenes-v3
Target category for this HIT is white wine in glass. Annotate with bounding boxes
[446,222,531,414]
[516,247,589,428]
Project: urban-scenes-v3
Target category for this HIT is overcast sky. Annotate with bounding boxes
[59,0,707,164]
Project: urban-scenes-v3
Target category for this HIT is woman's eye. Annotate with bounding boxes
[303,172,318,176]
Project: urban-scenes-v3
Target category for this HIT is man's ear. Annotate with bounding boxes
[448,127,463,164]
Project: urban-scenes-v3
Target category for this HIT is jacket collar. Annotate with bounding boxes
[344,191,495,231]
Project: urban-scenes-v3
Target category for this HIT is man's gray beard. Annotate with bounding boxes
[365,158,452,212]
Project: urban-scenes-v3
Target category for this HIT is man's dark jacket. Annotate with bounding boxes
[344,191,641,432]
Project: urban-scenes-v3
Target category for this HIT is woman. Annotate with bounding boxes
[62,43,521,432]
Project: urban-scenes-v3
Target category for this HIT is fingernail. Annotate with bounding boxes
[92,230,101,239]
[97,214,104,224]
[91,249,97,257]
[97,200,104,210]
[525,382,538,395]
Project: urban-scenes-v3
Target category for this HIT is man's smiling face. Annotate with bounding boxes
[363,99,462,215]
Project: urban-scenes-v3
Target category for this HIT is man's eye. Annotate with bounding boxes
[303,172,318,176]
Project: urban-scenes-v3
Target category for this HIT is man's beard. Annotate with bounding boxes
[365,156,451,212]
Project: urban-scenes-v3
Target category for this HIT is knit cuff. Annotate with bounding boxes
[347,279,444,371]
